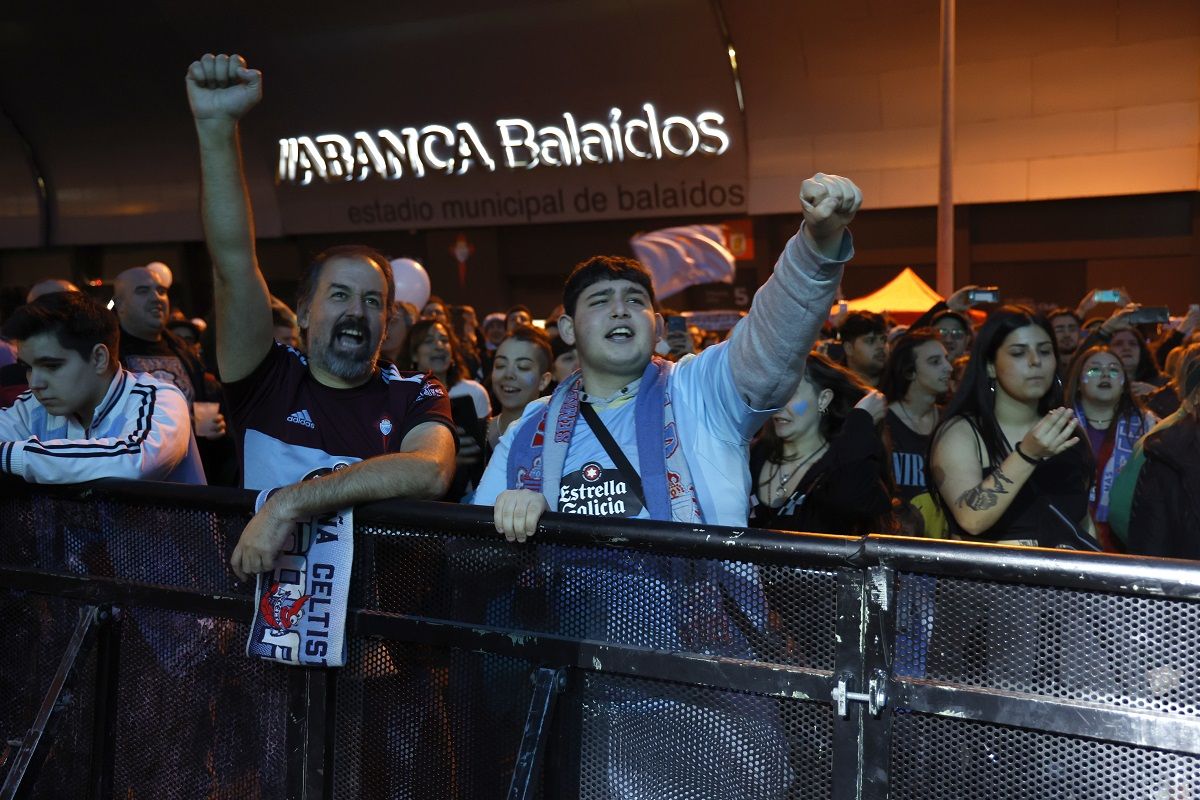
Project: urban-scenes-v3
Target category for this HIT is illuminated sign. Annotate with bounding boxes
[277,103,731,186]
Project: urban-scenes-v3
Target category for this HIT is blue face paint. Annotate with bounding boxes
[789,400,810,416]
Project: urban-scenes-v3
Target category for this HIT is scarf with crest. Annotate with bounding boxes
[507,358,702,523]
[1077,403,1149,522]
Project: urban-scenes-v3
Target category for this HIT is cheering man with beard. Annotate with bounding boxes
[188,53,456,580]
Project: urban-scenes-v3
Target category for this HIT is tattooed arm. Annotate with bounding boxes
[929,418,1038,536]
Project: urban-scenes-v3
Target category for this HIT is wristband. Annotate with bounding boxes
[1015,441,1042,465]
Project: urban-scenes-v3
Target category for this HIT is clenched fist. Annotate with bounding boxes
[186,53,263,123]
[800,173,862,252]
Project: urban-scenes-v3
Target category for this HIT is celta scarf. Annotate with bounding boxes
[1078,404,1150,523]
[246,490,353,667]
[507,358,702,523]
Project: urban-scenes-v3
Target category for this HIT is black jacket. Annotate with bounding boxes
[1127,413,1200,560]
[749,408,894,535]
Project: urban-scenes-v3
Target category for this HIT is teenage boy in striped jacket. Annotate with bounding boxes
[0,291,204,485]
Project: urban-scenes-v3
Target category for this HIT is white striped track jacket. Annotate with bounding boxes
[0,368,205,485]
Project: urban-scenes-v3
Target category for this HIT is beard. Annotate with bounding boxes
[308,320,380,382]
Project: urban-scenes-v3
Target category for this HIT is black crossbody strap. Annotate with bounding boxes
[578,402,648,510]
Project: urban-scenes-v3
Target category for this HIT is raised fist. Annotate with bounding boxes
[186,53,263,123]
[800,173,862,244]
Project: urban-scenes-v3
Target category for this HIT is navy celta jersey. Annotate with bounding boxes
[223,342,455,490]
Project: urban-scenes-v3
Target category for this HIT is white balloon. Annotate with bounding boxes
[389,258,431,309]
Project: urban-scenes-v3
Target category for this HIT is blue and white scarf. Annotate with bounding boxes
[246,490,354,667]
[506,358,702,523]
[1078,404,1152,523]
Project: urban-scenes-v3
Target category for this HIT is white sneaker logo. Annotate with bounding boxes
[286,409,316,429]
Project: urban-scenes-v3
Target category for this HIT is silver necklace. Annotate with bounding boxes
[896,400,932,433]
[773,443,828,500]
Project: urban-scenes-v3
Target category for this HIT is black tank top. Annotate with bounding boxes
[885,409,931,503]
[945,417,1094,549]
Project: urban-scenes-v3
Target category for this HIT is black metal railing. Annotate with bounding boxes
[2,477,1199,800]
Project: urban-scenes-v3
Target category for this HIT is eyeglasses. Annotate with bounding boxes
[937,328,967,340]
[1084,367,1123,379]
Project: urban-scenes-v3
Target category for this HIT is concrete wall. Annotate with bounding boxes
[734,0,1200,213]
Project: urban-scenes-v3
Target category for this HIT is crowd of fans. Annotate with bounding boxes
[4,240,1197,561]
[0,50,1196,799]
[0,52,1197,571]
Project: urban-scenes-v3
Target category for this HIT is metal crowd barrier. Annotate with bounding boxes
[1,476,1199,799]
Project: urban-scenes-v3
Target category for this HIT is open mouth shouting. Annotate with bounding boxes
[605,325,635,342]
[331,320,370,353]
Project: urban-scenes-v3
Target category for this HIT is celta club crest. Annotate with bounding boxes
[516,456,543,492]
[450,233,474,289]
[259,582,312,632]
[379,417,393,436]
[663,422,678,457]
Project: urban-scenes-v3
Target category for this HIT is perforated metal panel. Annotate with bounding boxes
[900,571,1200,713]
[359,524,839,671]
[7,482,1200,800]
[0,489,249,594]
[332,638,535,800]
[110,607,289,800]
[576,673,832,800]
[0,592,95,800]
[892,712,1200,800]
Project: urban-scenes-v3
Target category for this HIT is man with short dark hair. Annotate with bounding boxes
[930,309,972,362]
[0,292,204,484]
[188,53,456,581]
[505,304,533,332]
[1048,308,1082,372]
[839,310,887,387]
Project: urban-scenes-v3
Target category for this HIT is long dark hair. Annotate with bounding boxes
[934,306,1062,470]
[879,327,943,403]
[758,351,872,466]
[1064,345,1147,436]
[404,319,467,388]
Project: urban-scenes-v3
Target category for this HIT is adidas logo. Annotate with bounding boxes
[286,409,316,429]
